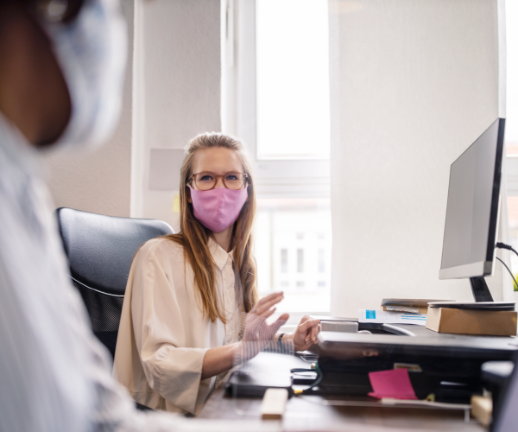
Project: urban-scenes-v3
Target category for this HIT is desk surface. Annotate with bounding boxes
[199,387,485,431]
[197,325,509,431]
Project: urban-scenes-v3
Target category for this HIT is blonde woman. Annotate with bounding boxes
[113,133,320,415]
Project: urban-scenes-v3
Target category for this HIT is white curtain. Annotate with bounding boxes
[329,0,509,317]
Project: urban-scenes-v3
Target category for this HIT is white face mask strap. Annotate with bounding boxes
[41,0,127,149]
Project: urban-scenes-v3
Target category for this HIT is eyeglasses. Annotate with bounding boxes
[189,171,249,191]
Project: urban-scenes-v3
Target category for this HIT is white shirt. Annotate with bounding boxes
[0,113,195,432]
[113,237,244,415]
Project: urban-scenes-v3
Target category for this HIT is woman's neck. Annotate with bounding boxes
[212,226,233,252]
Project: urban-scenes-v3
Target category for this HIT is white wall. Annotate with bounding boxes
[329,0,507,317]
[43,0,135,218]
[132,0,221,228]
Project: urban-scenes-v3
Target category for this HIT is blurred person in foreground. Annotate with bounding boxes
[0,1,281,431]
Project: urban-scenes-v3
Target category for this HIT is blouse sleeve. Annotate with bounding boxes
[130,243,209,414]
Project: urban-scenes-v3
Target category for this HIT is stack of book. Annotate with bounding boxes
[357,299,453,326]
[381,298,447,315]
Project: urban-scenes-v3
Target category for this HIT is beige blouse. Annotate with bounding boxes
[113,236,243,415]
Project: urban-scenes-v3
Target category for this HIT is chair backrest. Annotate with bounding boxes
[56,207,174,358]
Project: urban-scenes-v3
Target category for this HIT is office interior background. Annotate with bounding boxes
[43,0,515,320]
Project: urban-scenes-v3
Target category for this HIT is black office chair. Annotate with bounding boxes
[56,207,174,358]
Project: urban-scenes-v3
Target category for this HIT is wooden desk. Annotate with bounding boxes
[199,387,485,431]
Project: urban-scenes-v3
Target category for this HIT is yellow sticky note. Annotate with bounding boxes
[172,193,180,214]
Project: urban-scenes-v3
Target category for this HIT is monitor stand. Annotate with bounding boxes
[470,277,494,302]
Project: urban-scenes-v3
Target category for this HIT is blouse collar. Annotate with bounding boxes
[208,237,233,271]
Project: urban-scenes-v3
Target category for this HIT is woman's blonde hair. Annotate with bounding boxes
[165,132,258,323]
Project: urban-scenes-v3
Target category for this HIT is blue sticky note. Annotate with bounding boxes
[366,310,376,319]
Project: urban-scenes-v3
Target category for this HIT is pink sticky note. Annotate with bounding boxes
[368,368,418,400]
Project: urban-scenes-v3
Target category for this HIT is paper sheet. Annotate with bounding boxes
[358,309,427,326]
[368,368,418,400]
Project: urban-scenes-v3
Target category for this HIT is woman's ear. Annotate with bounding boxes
[186,187,192,203]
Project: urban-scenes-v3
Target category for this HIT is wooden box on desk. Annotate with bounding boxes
[426,307,517,336]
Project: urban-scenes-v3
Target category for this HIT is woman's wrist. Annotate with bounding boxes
[275,332,288,342]
[283,331,313,351]
[279,332,297,349]
[235,339,264,364]
[202,342,241,379]
[233,341,246,365]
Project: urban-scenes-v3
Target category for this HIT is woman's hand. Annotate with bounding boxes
[203,292,288,377]
[238,292,289,362]
[289,315,321,352]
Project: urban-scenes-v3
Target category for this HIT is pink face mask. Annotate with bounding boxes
[189,186,249,233]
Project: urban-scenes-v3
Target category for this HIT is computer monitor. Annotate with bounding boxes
[439,118,506,302]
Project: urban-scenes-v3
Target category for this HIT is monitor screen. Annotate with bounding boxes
[439,118,505,280]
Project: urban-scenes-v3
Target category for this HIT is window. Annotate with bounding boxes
[222,0,332,313]
[297,249,304,273]
[254,198,331,311]
[256,0,330,160]
[280,249,288,273]
[318,249,325,273]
